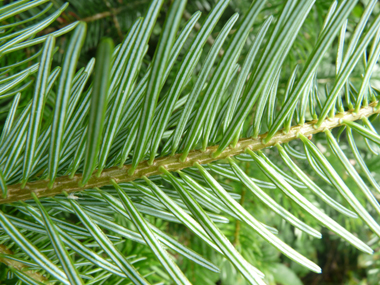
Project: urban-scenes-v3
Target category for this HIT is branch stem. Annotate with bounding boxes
[1,103,379,204]
[0,245,48,283]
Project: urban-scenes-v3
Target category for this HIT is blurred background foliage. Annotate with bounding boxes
[0,0,379,284]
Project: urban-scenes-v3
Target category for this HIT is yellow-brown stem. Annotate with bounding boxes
[0,245,47,283]
[1,103,378,205]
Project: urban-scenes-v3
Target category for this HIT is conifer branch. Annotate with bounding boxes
[2,102,378,205]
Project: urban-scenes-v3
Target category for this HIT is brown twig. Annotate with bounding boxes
[102,0,123,41]
[41,4,132,35]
